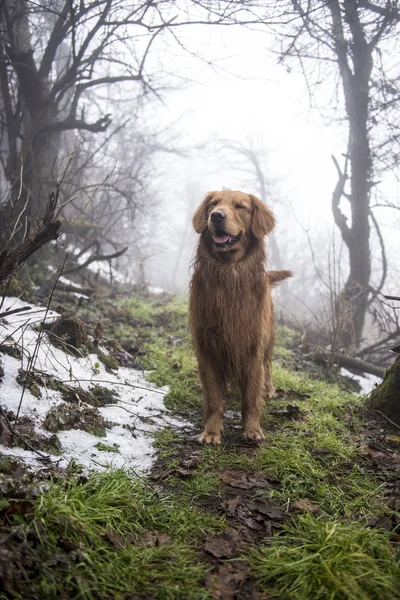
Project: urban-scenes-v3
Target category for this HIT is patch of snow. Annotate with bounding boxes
[340,367,382,395]
[0,297,188,473]
[148,286,165,295]
[58,276,83,288]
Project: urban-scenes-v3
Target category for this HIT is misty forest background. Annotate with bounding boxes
[2,0,400,393]
[2,3,400,599]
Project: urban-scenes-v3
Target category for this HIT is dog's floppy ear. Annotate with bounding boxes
[192,192,215,233]
[249,194,276,238]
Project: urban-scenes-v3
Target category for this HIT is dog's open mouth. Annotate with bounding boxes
[212,232,240,247]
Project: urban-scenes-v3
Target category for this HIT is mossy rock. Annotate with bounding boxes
[43,403,107,435]
[369,354,400,425]
[46,316,87,354]
[97,350,119,372]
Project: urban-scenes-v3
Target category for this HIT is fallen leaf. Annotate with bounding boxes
[174,467,193,478]
[137,530,171,548]
[1,500,35,521]
[220,470,280,490]
[359,444,386,459]
[311,447,337,456]
[248,498,285,521]
[220,470,255,489]
[220,496,241,517]
[290,498,320,514]
[369,514,396,530]
[204,529,242,558]
[104,530,126,549]
[243,517,271,532]
[58,538,80,553]
[205,563,247,600]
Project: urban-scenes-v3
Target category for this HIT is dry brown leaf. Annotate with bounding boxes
[220,496,241,517]
[205,563,247,600]
[204,528,242,558]
[290,498,320,514]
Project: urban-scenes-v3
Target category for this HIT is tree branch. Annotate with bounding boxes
[63,247,128,275]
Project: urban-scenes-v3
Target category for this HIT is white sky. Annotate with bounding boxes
[116,13,399,296]
[154,22,347,227]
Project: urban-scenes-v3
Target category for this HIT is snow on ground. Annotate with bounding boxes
[0,297,187,472]
[340,367,382,395]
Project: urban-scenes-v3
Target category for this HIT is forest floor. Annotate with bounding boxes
[0,289,399,599]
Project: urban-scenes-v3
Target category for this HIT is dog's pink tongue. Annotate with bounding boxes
[213,234,229,243]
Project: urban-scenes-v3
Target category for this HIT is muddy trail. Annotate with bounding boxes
[0,290,399,599]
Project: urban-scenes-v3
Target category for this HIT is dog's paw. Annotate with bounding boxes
[266,386,276,399]
[198,430,222,445]
[242,428,264,443]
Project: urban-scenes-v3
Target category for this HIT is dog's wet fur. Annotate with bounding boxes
[189,190,292,444]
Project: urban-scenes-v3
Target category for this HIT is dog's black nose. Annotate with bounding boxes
[211,210,226,222]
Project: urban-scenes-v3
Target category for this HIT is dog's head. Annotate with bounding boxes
[192,190,275,260]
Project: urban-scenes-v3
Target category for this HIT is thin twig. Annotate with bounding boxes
[0,405,51,460]
[59,378,167,396]
[372,409,400,431]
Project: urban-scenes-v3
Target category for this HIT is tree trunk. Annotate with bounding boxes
[329,0,373,345]
[369,355,400,426]
[0,0,61,247]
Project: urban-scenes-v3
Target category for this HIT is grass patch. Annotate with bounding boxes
[145,341,202,412]
[29,469,223,599]
[248,513,400,600]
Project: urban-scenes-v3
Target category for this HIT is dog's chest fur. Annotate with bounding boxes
[189,247,269,376]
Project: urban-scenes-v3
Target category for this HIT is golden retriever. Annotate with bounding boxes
[189,190,292,444]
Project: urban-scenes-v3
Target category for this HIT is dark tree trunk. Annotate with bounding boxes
[329,0,373,345]
[369,355,400,426]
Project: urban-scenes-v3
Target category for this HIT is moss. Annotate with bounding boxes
[29,383,41,398]
[97,350,119,372]
[95,441,120,453]
[370,354,400,425]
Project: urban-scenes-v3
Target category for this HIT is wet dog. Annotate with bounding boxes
[189,190,292,444]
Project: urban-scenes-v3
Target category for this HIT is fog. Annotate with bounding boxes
[1,0,400,362]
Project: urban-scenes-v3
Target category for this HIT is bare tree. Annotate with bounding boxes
[0,0,258,249]
[271,0,400,344]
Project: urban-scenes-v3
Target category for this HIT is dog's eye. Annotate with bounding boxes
[209,200,218,208]
[236,204,247,210]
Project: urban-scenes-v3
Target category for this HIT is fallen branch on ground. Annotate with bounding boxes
[315,352,385,378]
[63,246,128,275]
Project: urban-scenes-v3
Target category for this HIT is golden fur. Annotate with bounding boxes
[189,190,292,444]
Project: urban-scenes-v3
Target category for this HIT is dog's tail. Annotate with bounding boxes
[266,269,293,287]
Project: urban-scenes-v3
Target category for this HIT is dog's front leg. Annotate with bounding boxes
[241,354,265,442]
[197,357,224,445]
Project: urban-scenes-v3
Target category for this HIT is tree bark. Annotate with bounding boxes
[369,355,400,426]
[328,0,373,345]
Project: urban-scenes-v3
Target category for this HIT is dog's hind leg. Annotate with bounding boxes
[197,357,224,445]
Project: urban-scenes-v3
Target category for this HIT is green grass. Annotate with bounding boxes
[28,469,223,599]
[248,513,400,600]
[145,341,202,412]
